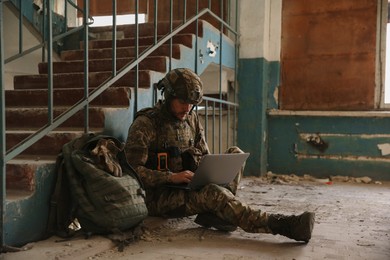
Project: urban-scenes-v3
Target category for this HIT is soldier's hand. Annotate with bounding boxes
[169,170,194,184]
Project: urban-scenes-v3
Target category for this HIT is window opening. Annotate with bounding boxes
[385,1,390,104]
[79,14,146,27]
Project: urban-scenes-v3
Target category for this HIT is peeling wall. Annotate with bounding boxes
[237,0,390,180]
[237,0,281,176]
[268,113,390,180]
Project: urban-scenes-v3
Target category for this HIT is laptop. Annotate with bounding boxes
[166,153,250,190]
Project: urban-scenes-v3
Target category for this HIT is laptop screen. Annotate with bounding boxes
[188,153,250,189]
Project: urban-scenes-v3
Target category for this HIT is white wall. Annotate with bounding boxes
[239,0,281,61]
[3,3,47,90]
[201,65,235,94]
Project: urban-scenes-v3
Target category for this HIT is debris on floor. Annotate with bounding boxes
[3,177,389,260]
[257,172,382,185]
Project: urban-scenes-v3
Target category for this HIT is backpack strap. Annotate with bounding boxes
[45,155,63,237]
[46,154,75,238]
[134,107,162,163]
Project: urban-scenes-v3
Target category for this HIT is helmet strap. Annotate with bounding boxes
[189,105,195,115]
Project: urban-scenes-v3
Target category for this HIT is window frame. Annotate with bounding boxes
[378,0,390,109]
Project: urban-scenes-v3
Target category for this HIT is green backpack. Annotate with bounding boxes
[47,133,148,240]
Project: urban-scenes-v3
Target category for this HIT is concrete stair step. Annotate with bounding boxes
[38,56,168,74]
[5,87,131,107]
[62,41,187,60]
[6,162,40,192]
[80,34,193,52]
[6,156,56,192]
[14,70,152,90]
[5,158,57,246]
[5,106,109,129]
[6,188,34,202]
[5,130,85,158]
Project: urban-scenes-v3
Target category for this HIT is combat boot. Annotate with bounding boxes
[194,213,237,232]
[267,211,315,243]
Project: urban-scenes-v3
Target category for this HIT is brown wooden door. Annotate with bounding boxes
[280,0,378,110]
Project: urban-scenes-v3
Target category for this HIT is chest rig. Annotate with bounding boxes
[136,106,198,173]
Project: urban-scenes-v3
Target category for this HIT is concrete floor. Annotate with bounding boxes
[2,176,390,260]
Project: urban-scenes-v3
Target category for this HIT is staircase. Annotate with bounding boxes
[3,19,235,247]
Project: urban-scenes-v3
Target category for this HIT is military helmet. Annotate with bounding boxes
[156,68,203,104]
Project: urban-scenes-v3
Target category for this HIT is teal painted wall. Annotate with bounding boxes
[5,163,56,246]
[237,58,390,180]
[268,115,390,180]
[237,58,280,176]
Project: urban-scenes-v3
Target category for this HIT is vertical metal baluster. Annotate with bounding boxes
[234,0,238,145]
[227,96,230,148]
[195,0,199,73]
[234,106,237,144]
[169,0,172,71]
[154,0,158,44]
[42,0,46,62]
[227,0,233,147]
[218,0,224,153]
[64,0,67,35]
[153,0,158,104]
[227,0,231,27]
[183,0,187,23]
[205,100,209,143]
[212,101,215,153]
[83,0,89,133]
[112,0,117,76]
[0,0,6,249]
[134,0,139,114]
[18,0,23,54]
[47,0,53,125]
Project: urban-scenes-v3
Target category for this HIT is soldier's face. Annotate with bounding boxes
[170,98,193,120]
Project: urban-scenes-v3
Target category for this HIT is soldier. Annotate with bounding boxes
[125,68,315,243]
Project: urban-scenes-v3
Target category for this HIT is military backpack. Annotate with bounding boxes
[46,133,148,243]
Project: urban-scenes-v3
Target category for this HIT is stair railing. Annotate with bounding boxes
[0,0,94,248]
[0,0,239,248]
[1,0,94,159]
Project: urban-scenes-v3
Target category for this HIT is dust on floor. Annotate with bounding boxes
[2,175,390,260]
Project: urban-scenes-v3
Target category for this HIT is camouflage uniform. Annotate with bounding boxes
[125,68,314,242]
[125,101,270,233]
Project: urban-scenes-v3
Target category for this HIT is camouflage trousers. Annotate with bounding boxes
[145,146,271,234]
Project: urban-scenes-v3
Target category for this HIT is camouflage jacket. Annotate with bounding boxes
[125,101,210,188]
